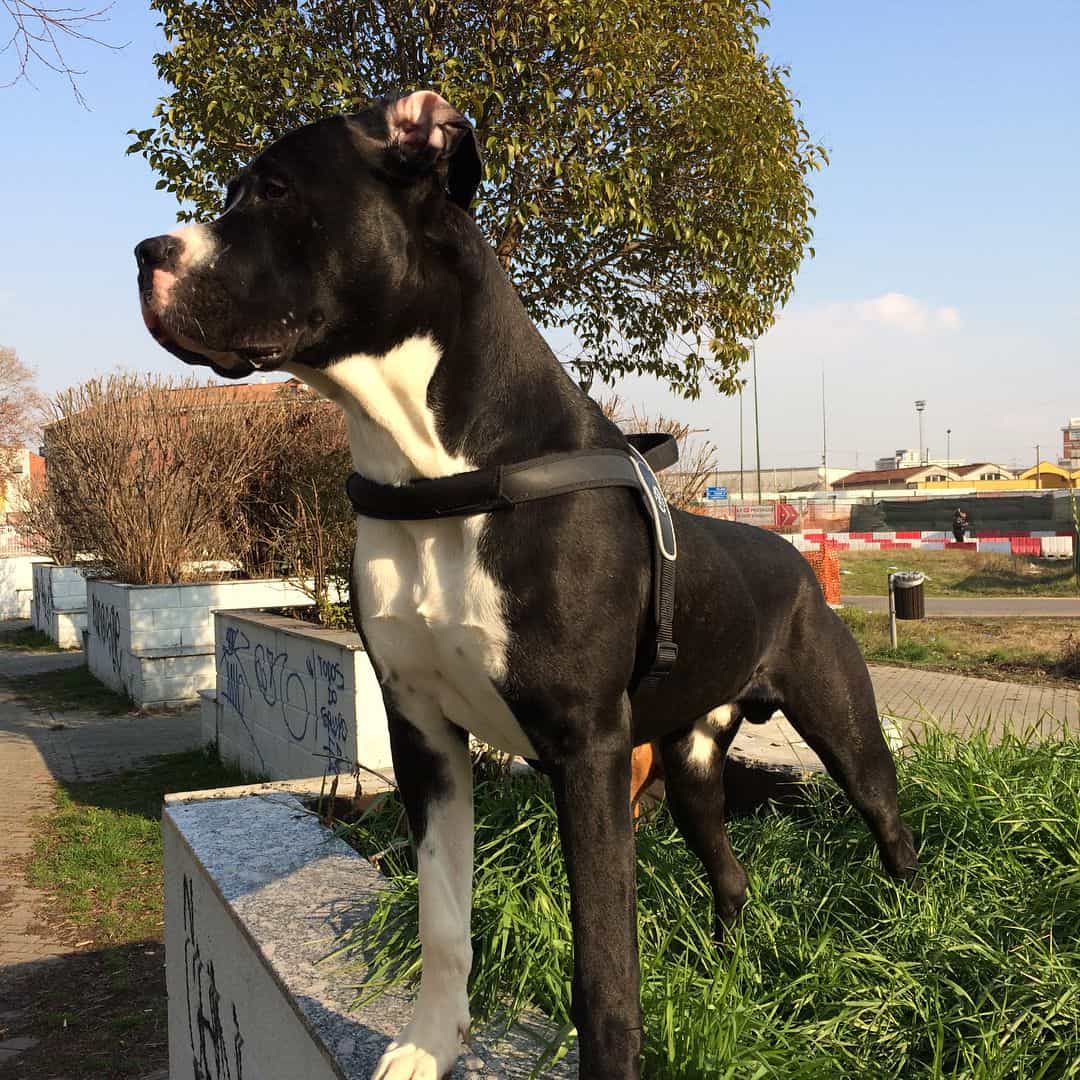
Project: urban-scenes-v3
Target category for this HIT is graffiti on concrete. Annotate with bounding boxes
[219,626,251,720]
[253,643,286,707]
[216,620,353,776]
[218,627,266,773]
[34,570,54,629]
[306,651,348,775]
[183,874,245,1080]
[91,594,122,676]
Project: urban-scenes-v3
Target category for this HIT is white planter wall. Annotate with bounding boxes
[204,611,391,780]
[0,555,51,620]
[86,578,314,708]
[31,563,88,647]
[163,781,575,1080]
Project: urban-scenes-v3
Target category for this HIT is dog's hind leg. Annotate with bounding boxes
[373,706,473,1080]
[658,706,748,945]
[778,610,918,882]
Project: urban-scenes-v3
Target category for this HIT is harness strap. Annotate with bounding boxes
[345,433,679,684]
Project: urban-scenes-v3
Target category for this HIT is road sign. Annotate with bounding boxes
[705,486,728,501]
[776,502,801,528]
[734,503,776,527]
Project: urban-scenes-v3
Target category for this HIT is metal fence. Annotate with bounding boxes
[0,526,38,557]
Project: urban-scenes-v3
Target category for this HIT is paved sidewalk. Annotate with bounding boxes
[844,594,1080,617]
[731,662,1079,773]
[0,641,202,1063]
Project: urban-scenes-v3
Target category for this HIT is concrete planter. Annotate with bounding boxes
[86,577,314,708]
[1,554,51,620]
[164,780,575,1080]
[31,563,88,647]
[203,611,392,780]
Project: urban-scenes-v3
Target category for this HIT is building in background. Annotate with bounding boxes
[874,449,965,471]
[1061,418,1080,470]
[833,464,961,491]
[1,447,45,522]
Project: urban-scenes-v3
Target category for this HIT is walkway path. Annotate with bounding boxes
[0,636,201,1068]
[844,594,1080,617]
[732,662,1079,773]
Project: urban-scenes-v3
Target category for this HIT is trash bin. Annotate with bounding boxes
[892,571,925,620]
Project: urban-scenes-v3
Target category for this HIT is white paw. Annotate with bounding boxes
[372,1017,468,1080]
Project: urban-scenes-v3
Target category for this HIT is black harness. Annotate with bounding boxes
[345,433,679,686]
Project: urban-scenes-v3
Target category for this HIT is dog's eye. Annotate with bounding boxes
[261,179,289,201]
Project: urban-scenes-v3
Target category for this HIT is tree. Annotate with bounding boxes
[1,2,121,104]
[0,345,45,485]
[128,0,825,397]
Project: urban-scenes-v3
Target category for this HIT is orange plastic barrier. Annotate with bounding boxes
[803,548,841,606]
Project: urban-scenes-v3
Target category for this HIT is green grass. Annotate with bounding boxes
[840,550,1079,597]
[7,665,134,714]
[839,608,1080,685]
[335,732,1080,1079]
[0,624,64,651]
[27,747,258,944]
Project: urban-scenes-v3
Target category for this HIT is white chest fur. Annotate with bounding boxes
[285,338,537,759]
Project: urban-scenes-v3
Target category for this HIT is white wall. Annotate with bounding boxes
[207,610,391,780]
[86,578,314,707]
[0,555,50,620]
[31,563,88,646]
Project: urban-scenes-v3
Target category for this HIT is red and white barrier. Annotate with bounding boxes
[781,531,1074,557]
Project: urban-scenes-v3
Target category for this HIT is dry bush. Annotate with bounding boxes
[1053,633,1080,679]
[13,475,77,563]
[37,374,292,584]
[621,408,718,511]
[235,401,354,622]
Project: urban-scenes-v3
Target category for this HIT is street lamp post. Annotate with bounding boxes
[752,342,762,502]
[946,428,951,484]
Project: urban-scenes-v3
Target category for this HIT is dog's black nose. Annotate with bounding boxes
[134,234,181,272]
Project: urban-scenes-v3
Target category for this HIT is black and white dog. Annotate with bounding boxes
[136,91,917,1080]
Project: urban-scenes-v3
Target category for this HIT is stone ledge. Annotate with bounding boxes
[164,779,577,1080]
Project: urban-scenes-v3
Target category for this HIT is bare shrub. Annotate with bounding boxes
[1052,633,1080,680]
[13,475,76,563]
[37,374,292,584]
[236,401,354,622]
[621,407,718,511]
[594,392,718,510]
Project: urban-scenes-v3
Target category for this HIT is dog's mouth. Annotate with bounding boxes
[140,298,291,378]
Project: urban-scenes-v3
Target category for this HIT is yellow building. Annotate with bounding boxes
[920,461,1078,491]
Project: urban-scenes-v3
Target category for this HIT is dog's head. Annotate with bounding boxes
[135,91,481,379]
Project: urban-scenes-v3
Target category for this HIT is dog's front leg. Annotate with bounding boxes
[374,707,473,1080]
[548,696,642,1079]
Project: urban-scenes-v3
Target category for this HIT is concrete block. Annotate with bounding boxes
[133,627,185,651]
[199,690,219,747]
[153,605,199,629]
[122,586,178,610]
[212,611,391,781]
[164,783,574,1080]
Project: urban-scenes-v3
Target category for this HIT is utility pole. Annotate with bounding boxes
[946,428,951,487]
[752,342,762,502]
[1035,445,1041,490]
[821,362,828,490]
[738,385,744,501]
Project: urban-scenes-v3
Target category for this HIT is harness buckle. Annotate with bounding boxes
[653,640,678,672]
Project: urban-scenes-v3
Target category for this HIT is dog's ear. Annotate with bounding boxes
[382,91,482,212]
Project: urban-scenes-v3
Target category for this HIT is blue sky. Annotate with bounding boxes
[1,1,1077,470]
